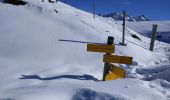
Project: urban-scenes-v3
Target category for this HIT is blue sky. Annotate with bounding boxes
[61,0,170,20]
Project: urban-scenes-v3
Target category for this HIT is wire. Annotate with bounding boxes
[58,39,120,45]
[58,39,149,50]
[125,39,149,50]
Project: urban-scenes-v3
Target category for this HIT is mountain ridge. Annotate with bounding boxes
[103,11,151,22]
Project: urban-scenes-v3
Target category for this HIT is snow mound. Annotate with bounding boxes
[148,68,170,82]
[126,21,170,43]
[136,62,170,82]
[72,88,130,100]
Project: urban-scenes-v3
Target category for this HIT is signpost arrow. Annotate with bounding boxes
[111,64,125,78]
[105,64,126,81]
[87,44,115,53]
[103,54,133,64]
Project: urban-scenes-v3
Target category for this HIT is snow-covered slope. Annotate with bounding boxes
[0,0,170,100]
[126,21,170,43]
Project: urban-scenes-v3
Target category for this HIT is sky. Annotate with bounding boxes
[60,0,170,20]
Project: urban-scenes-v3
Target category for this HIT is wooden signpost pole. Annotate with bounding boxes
[102,36,114,81]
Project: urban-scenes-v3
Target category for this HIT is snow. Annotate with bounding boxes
[126,21,170,43]
[127,21,170,33]
[0,0,170,100]
[103,12,151,22]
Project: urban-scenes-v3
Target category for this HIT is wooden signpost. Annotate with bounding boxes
[103,54,133,64]
[87,36,133,81]
[87,44,115,53]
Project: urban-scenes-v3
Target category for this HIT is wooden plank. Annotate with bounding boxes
[103,54,133,64]
[87,44,115,53]
[105,73,121,80]
[105,64,125,81]
[111,64,125,78]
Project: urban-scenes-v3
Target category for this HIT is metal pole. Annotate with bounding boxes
[122,10,126,45]
[93,2,96,19]
[149,24,158,51]
[102,36,114,81]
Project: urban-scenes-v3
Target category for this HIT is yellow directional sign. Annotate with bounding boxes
[111,64,125,78]
[105,64,125,80]
[103,54,133,64]
[87,44,115,53]
[105,73,121,80]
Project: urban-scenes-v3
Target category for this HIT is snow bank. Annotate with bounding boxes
[0,0,170,100]
[126,21,170,43]
[72,88,130,100]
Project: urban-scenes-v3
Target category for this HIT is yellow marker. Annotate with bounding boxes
[111,64,125,78]
[105,64,125,81]
[87,44,115,53]
[103,54,133,64]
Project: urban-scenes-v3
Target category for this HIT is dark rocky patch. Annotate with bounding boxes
[131,34,141,40]
[4,0,27,5]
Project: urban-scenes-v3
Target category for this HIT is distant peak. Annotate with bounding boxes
[103,11,151,22]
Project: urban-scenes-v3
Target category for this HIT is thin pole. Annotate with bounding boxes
[122,10,126,45]
[149,24,158,51]
[93,2,96,19]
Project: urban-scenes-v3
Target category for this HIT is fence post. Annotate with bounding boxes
[149,24,158,51]
[93,2,96,19]
[122,10,126,45]
[102,36,114,81]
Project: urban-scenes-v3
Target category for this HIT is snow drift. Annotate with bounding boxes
[0,0,170,99]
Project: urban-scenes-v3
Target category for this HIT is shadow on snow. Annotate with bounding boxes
[19,74,98,81]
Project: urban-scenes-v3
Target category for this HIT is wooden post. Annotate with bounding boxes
[122,10,126,45]
[93,2,96,19]
[149,24,158,51]
[102,36,114,81]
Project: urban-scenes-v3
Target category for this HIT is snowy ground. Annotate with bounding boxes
[0,0,170,100]
[126,21,170,43]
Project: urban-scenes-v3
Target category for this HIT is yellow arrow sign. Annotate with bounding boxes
[87,44,115,53]
[111,64,125,78]
[105,64,125,80]
[103,54,133,64]
[105,73,122,81]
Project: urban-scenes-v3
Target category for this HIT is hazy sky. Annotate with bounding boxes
[61,0,170,20]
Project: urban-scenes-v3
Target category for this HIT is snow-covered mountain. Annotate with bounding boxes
[0,0,170,100]
[103,12,151,22]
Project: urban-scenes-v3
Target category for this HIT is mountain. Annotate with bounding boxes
[103,12,151,22]
[0,0,170,100]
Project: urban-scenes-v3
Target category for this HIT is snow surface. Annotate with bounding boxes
[126,21,170,43]
[0,0,170,100]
